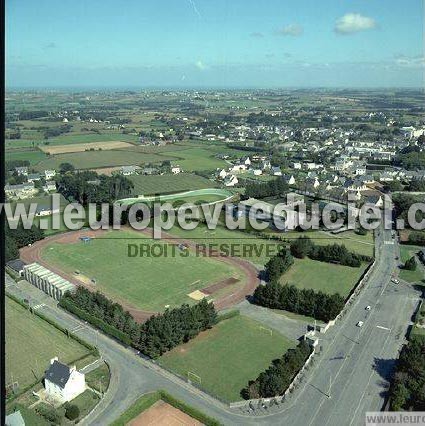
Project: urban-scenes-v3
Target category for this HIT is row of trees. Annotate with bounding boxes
[389,337,425,411]
[56,170,134,205]
[5,223,45,262]
[264,248,294,282]
[60,287,217,358]
[244,177,289,199]
[253,282,345,322]
[290,236,371,267]
[242,341,312,399]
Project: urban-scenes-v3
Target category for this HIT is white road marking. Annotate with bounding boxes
[32,303,45,310]
[376,325,391,331]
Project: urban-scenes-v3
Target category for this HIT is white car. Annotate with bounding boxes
[365,306,371,311]
[391,278,400,284]
[356,321,364,327]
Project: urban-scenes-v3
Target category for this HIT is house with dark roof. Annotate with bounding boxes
[44,357,85,402]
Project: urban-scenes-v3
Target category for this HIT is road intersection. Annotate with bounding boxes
[5,226,422,425]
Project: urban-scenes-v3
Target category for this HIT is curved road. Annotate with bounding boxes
[7,226,422,425]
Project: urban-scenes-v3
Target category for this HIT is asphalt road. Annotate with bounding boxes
[5,226,422,425]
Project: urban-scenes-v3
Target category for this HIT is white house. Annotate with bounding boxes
[218,169,228,179]
[271,166,282,176]
[120,165,140,176]
[44,357,85,403]
[230,164,247,173]
[171,166,181,174]
[224,175,238,187]
[292,162,302,170]
[43,181,56,192]
[241,156,251,166]
[251,168,262,176]
[15,166,28,176]
[44,169,56,180]
[262,160,271,170]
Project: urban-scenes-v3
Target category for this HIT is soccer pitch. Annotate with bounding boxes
[5,297,90,390]
[159,314,294,402]
[41,230,244,312]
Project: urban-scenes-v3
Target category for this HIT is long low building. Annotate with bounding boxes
[23,263,76,300]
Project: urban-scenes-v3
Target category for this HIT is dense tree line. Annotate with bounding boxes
[56,171,134,205]
[18,110,50,120]
[393,193,424,227]
[290,236,371,267]
[244,177,289,199]
[407,178,425,192]
[265,248,294,282]
[5,223,45,262]
[389,337,425,411]
[253,282,345,322]
[404,256,417,271]
[60,287,217,358]
[242,341,312,399]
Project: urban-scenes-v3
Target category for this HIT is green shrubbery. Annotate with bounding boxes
[242,341,312,399]
[60,287,218,358]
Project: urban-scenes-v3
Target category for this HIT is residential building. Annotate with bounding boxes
[44,357,85,403]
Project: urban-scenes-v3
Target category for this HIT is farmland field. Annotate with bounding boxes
[33,150,175,171]
[280,258,369,297]
[6,149,47,165]
[5,297,90,390]
[41,229,245,311]
[129,173,218,195]
[39,140,135,154]
[159,315,294,401]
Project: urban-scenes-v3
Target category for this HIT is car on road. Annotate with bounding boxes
[391,278,400,284]
[365,306,371,311]
[356,321,364,327]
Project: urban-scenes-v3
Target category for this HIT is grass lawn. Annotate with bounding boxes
[85,363,110,394]
[159,315,295,401]
[69,389,100,420]
[5,297,90,390]
[169,223,284,267]
[280,258,369,297]
[399,245,424,283]
[165,147,229,171]
[129,173,217,196]
[41,229,243,311]
[277,229,374,258]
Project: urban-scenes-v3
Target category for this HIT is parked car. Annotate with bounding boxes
[391,278,400,284]
[356,321,364,327]
[365,306,371,311]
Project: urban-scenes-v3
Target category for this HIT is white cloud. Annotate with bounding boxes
[277,24,303,37]
[335,13,377,34]
[195,60,207,70]
[395,55,425,68]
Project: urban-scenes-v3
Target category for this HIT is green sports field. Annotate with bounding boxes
[280,258,369,297]
[41,230,244,311]
[159,315,294,401]
[5,297,90,390]
[129,173,218,196]
[168,223,284,267]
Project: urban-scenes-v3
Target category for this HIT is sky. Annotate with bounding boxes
[6,0,424,88]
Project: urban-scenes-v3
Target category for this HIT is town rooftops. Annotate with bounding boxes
[45,359,71,389]
[6,259,26,274]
